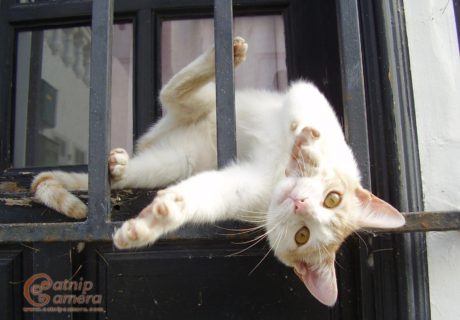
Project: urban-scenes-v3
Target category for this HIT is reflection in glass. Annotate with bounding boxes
[14,24,133,168]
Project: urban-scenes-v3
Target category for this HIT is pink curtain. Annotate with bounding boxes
[161,15,287,91]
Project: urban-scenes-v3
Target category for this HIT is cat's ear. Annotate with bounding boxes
[294,260,337,306]
[355,188,405,228]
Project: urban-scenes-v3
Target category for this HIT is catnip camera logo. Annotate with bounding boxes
[23,273,104,313]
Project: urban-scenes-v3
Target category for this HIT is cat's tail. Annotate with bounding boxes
[31,171,89,219]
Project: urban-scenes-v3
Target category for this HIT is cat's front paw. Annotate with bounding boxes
[113,189,186,249]
[233,36,248,66]
[109,148,129,181]
[287,127,321,177]
[297,127,320,146]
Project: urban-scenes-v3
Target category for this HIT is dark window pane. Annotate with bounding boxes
[13,23,133,168]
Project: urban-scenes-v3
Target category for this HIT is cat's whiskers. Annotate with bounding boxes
[248,224,285,275]
[352,230,369,252]
[334,257,345,271]
[316,244,323,263]
[232,220,283,245]
[214,224,267,237]
[226,234,268,257]
[340,219,370,252]
[215,224,266,232]
[228,211,289,255]
[235,208,268,224]
[237,207,269,215]
[246,210,293,275]
[236,216,267,224]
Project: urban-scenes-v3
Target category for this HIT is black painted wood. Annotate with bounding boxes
[94,242,331,320]
[0,250,22,320]
[359,1,430,319]
[30,243,73,320]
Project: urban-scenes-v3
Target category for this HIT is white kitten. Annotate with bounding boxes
[32,37,405,306]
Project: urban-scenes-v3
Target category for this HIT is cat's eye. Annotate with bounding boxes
[323,191,342,208]
[294,226,310,246]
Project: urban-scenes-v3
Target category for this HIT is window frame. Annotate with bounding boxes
[2,0,456,318]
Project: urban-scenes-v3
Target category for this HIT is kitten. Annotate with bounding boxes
[31,37,405,306]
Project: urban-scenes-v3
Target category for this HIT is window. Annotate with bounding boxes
[14,23,133,167]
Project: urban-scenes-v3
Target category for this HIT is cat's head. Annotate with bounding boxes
[266,129,405,306]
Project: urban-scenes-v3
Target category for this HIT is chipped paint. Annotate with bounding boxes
[0,181,27,193]
[0,197,33,207]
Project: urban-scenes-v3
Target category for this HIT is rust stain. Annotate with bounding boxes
[420,221,430,229]
[44,235,58,242]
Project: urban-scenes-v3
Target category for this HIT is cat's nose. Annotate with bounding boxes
[293,198,308,214]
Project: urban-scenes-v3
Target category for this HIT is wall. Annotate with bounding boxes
[403,0,460,319]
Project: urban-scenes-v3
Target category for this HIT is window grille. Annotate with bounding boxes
[0,0,458,243]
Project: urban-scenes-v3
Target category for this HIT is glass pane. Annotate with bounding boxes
[13,23,133,168]
[161,15,287,90]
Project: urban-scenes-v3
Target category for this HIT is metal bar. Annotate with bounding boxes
[88,0,113,224]
[336,0,370,188]
[214,0,237,168]
[0,210,458,242]
[335,2,373,319]
[0,222,120,242]
[374,211,460,234]
[336,0,376,320]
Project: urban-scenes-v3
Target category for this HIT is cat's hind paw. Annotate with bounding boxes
[233,36,248,66]
[109,148,129,181]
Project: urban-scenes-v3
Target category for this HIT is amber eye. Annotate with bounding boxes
[294,226,310,246]
[323,191,342,208]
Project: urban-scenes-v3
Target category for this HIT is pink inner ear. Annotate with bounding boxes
[355,188,405,228]
[294,262,338,306]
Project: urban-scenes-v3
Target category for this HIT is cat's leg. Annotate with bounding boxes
[31,171,89,219]
[31,148,129,219]
[159,37,248,123]
[113,164,267,249]
[109,122,216,190]
[109,145,210,190]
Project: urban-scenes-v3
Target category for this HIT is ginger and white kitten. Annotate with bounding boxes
[31,37,405,306]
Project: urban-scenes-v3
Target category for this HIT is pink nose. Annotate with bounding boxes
[293,198,307,213]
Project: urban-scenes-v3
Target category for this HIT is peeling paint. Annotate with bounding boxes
[0,197,33,207]
[0,181,27,193]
